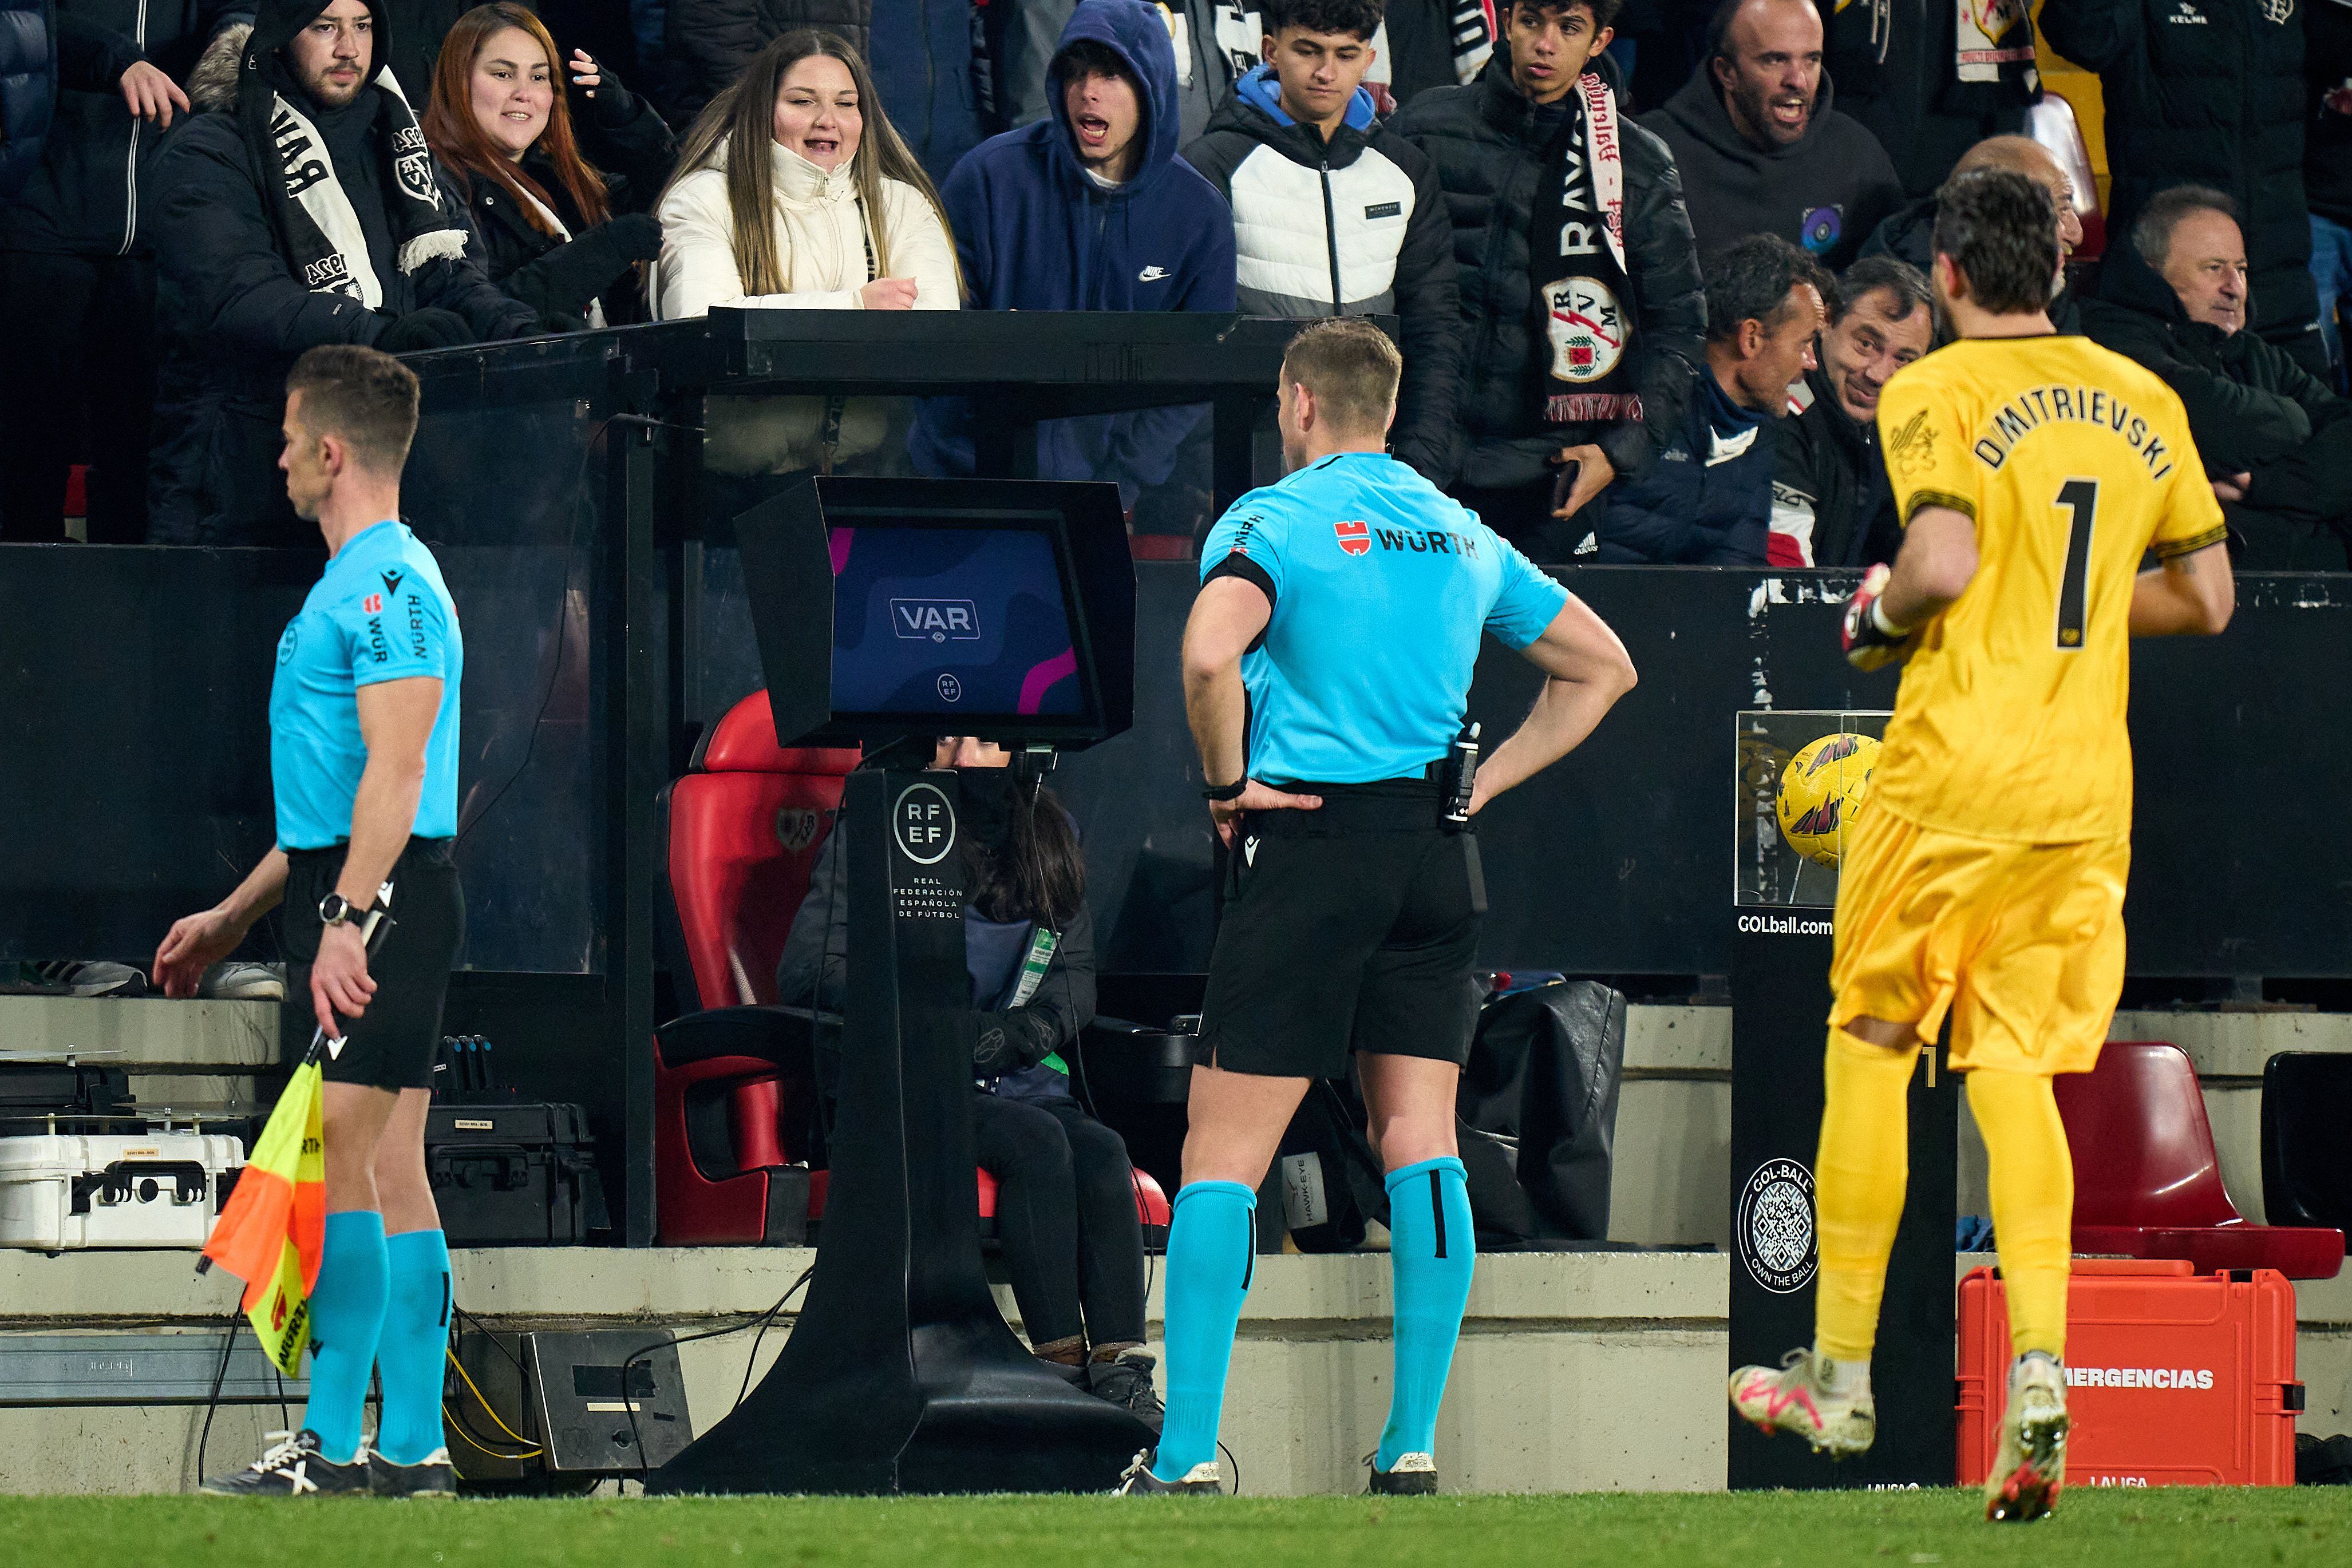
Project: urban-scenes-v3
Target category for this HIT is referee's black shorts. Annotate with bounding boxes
[1195,779,1485,1081]
[284,837,465,1091]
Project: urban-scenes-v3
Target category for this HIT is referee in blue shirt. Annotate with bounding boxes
[1119,319,1638,1495]
[153,346,464,1499]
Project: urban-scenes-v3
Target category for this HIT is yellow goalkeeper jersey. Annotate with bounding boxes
[1872,333,2227,844]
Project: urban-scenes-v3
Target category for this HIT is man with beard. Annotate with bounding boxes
[1770,254,1934,567]
[148,0,535,545]
[1643,0,1903,270]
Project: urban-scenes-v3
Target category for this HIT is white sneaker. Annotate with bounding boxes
[1728,1348,1876,1456]
[1985,1355,2068,1523]
[199,961,286,1000]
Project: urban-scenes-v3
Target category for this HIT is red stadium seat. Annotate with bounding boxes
[652,692,857,1245]
[654,692,1171,1246]
[2025,92,2107,263]
[2054,1042,2343,1279]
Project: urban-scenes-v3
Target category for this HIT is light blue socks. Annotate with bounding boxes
[1375,1157,1475,1470]
[1149,1180,1257,1482]
[302,1209,389,1463]
[375,1228,453,1464]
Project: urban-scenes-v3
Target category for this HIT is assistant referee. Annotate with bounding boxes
[153,345,465,1499]
[1117,319,1638,1496]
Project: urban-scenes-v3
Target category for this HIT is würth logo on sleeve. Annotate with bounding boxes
[1334,520,1371,557]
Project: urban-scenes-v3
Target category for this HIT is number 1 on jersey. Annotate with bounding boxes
[2054,478,2098,650]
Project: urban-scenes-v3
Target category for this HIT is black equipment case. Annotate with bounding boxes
[425,1102,610,1245]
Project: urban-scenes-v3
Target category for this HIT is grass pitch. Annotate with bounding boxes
[5,1488,2349,1568]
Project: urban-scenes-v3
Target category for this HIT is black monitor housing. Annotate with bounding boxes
[736,476,1136,752]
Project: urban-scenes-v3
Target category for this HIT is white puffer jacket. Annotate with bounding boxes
[653,138,960,474]
[653,138,959,318]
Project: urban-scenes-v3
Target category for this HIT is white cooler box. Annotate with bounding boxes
[0,1133,246,1249]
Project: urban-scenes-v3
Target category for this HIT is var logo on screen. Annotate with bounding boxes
[891,599,982,643]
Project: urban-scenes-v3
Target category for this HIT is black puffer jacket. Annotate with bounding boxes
[2040,0,2317,349]
[452,67,676,323]
[1769,365,1899,568]
[3,0,241,239]
[1391,53,1704,512]
[665,0,867,122]
[2080,239,2352,565]
[147,21,536,544]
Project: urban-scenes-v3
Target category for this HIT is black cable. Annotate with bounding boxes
[195,1316,239,1482]
[1219,1438,1242,1495]
[616,1270,813,1471]
[733,1266,815,1412]
[454,412,622,846]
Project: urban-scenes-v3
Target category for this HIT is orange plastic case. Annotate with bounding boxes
[1957,1259,2304,1488]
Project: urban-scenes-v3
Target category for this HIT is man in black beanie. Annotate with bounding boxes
[148,0,536,545]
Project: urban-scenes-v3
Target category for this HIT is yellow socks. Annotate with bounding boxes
[1966,1070,2074,1362]
[1812,1026,1921,1362]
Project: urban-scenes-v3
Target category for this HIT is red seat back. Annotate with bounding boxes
[2054,1042,2242,1228]
[667,692,857,1012]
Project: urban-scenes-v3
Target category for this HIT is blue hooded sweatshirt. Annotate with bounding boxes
[908,0,1238,503]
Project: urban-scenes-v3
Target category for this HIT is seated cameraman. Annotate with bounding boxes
[777,737,1162,1428]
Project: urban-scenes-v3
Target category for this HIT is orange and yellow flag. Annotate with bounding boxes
[202,1055,326,1376]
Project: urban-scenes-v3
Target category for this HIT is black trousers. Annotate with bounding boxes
[971,1092,1148,1351]
[0,251,155,543]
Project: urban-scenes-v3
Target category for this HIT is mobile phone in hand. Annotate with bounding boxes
[1551,458,1583,516]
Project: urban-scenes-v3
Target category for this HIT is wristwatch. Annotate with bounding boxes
[318,892,357,928]
[1201,778,1248,803]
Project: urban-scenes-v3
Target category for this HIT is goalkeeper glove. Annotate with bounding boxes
[1841,563,1915,672]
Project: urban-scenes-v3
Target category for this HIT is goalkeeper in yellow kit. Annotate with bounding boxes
[1728,170,2236,1523]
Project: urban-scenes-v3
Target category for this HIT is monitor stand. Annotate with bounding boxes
[650,767,1155,1495]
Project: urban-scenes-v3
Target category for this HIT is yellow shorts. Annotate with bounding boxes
[1828,807,2129,1075]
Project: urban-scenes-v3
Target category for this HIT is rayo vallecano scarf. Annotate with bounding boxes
[1532,70,1636,429]
[242,41,465,306]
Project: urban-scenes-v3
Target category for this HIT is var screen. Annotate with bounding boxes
[828,525,1085,718]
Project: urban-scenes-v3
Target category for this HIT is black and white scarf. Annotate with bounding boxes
[238,30,467,307]
[1531,71,1637,429]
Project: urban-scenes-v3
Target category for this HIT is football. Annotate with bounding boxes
[1774,732,1883,868]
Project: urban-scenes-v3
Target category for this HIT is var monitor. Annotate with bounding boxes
[737,477,1137,751]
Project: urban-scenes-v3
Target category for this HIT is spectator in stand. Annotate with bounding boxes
[995,0,1496,134]
[2041,0,2323,375]
[0,0,220,544]
[2310,0,2351,392]
[654,29,957,477]
[993,0,1256,146]
[148,0,537,545]
[1642,0,1902,271]
[1825,0,2039,201]
[909,0,1235,508]
[1768,252,1931,567]
[1393,0,1705,555]
[1590,231,1826,562]
[1182,0,1462,481]
[2081,188,2352,569]
[1859,134,2082,319]
[422,4,675,327]
[662,0,980,185]
[778,736,1164,1431]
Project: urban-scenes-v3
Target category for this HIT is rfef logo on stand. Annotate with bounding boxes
[1334,520,1371,557]
[893,783,956,866]
[1738,1157,1819,1293]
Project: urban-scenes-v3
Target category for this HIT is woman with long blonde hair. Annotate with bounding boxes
[655,29,959,318]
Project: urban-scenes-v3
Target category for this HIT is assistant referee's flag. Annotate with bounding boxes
[197,880,393,1376]
[201,1032,328,1376]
